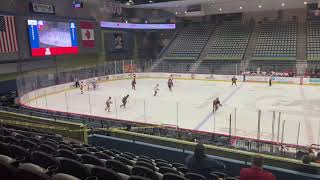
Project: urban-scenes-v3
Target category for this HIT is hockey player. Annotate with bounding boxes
[75,78,80,88]
[104,97,112,112]
[120,95,129,108]
[231,76,237,86]
[132,77,136,90]
[213,97,222,112]
[168,78,174,91]
[80,82,84,94]
[92,80,97,90]
[154,84,160,96]
[269,76,273,86]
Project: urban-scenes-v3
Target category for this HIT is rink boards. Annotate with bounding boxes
[19,72,320,105]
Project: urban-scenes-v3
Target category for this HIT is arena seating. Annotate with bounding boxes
[164,23,215,60]
[307,18,320,60]
[0,124,239,180]
[204,21,254,61]
[253,20,297,60]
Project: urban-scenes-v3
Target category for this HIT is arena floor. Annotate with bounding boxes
[26,78,320,146]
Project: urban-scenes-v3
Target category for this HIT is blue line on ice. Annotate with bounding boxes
[194,84,243,130]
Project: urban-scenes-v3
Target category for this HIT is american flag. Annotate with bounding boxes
[0,15,18,53]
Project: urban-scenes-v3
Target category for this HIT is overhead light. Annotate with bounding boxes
[304,1,307,5]
[240,6,243,9]
[258,5,262,8]
[149,0,153,3]
[125,20,128,23]
[281,3,285,6]
[145,20,148,23]
[175,11,178,15]
[184,10,187,13]
[218,8,222,11]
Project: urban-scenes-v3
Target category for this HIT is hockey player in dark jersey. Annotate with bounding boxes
[212,97,222,112]
[92,80,97,90]
[269,76,272,86]
[231,76,237,86]
[168,78,174,91]
[132,77,136,90]
[104,97,112,112]
[120,95,129,108]
[154,84,160,96]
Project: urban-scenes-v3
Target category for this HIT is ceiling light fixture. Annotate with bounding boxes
[304,1,307,5]
[281,3,285,6]
[258,5,262,8]
[240,6,243,9]
[219,8,222,11]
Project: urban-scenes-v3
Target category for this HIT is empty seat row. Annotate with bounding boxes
[307,19,320,60]
[165,23,215,60]
[253,20,297,60]
[204,21,254,61]
[0,123,239,180]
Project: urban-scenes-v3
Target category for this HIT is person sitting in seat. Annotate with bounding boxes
[240,155,276,180]
[186,143,225,179]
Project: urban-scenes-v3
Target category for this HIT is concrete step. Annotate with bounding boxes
[242,22,259,71]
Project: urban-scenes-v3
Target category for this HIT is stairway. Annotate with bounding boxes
[150,28,182,71]
[296,21,307,76]
[241,22,260,71]
[190,27,219,73]
[149,58,164,72]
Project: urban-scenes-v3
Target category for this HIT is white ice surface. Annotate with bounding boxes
[27,79,320,146]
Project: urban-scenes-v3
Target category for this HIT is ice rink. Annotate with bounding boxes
[26,78,320,146]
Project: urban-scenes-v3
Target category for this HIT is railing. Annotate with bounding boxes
[0,110,88,142]
[1,103,316,160]
[151,59,320,76]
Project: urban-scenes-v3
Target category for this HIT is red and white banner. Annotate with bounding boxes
[80,21,95,48]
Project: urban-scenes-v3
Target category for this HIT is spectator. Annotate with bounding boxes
[309,153,317,163]
[240,155,276,180]
[296,149,308,160]
[302,154,312,164]
[186,143,225,179]
[316,153,320,163]
[295,155,318,174]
